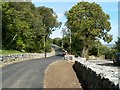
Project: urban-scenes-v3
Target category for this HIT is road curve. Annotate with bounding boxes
[2,45,64,88]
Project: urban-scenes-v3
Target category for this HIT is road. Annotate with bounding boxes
[2,45,64,88]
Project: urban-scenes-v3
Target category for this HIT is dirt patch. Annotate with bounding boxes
[44,60,83,89]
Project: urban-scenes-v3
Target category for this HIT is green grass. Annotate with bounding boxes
[0,49,26,55]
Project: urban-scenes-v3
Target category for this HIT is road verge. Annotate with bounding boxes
[44,60,83,88]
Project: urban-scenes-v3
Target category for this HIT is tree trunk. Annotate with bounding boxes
[44,35,47,58]
[6,30,21,47]
[82,46,85,58]
[82,45,89,60]
[6,33,18,47]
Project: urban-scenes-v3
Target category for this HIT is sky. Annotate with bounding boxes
[32,1,118,44]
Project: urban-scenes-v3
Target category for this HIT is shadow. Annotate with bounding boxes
[56,54,64,57]
[52,45,65,57]
[72,61,120,90]
[72,62,87,90]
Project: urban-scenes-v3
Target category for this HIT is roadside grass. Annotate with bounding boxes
[0,49,26,55]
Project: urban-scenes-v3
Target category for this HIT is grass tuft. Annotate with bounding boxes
[0,49,26,55]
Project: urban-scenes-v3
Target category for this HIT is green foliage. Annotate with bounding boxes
[115,37,120,52]
[63,36,70,51]
[37,6,61,36]
[89,46,98,56]
[2,2,60,53]
[1,49,26,55]
[16,37,25,50]
[89,41,116,59]
[99,45,109,55]
[66,2,113,59]
[53,38,62,47]
[104,49,115,59]
[71,34,83,56]
[46,38,53,52]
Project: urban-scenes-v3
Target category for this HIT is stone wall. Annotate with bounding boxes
[0,48,55,63]
[73,58,119,90]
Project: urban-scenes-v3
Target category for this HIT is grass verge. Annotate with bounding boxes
[0,49,26,55]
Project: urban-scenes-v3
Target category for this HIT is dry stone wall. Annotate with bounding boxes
[0,49,55,63]
[73,57,119,90]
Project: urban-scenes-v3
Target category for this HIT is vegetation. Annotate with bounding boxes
[1,49,25,55]
[89,42,116,59]
[115,37,120,52]
[2,2,60,53]
[53,38,62,47]
[65,2,113,60]
[2,1,117,60]
[102,38,120,59]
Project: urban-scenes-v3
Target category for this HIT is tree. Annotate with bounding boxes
[89,40,104,56]
[53,38,62,47]
[2,2,60,53]
[66,2,113,60]
[2,2,39,51]
[37,6,61,36]
[71,33,83,56]
[115,37,120,52]
[37,6,61,57]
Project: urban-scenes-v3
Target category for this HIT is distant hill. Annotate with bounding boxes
[103,44,115,48]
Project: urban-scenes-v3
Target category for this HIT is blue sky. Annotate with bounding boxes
[32,1,118,44]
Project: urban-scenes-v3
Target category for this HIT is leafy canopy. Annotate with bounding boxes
[66,2,112,43]
[65,2,113,59]
[2,2,60,53]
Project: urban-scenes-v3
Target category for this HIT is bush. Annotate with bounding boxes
[89,42,116,59]
[104,49,116,59]
[89,46,98,56]
[53,38,62,47]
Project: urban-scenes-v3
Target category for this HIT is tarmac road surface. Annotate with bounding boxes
[2,45,64,88]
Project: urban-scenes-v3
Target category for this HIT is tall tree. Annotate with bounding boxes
[37,6,61,36]
[66,2,113,60]
[2,2,60,53]
[2,2,37,51]
[37,6,61,57]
